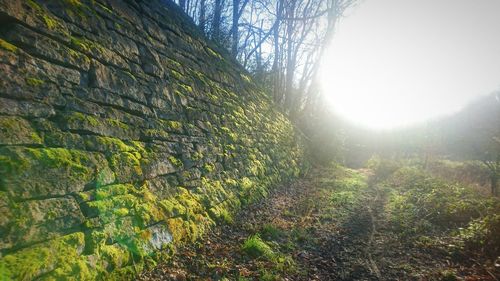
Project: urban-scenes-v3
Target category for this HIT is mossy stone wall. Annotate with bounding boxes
[0,0,305,280]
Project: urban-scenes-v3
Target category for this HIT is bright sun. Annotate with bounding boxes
[320,0,500,130]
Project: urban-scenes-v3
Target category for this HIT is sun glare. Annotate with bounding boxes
[321,0,500,130]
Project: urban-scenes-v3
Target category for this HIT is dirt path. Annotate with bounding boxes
[139,166,497,281]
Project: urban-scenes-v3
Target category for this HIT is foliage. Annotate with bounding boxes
[260,224,284,241]
[457,213,500,257]
[366,155,401,182]
[373,160,500,258]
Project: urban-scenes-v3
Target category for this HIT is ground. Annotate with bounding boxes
[139,166,499,281]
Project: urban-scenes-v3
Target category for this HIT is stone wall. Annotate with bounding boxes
[0,1,305,280]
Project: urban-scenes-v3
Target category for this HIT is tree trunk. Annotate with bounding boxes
[231,0,240,57]
[272,0,283,104]
[212,0,222,41]
[284,1,296,113]
[199,0,206,33]
[179,0,186,11]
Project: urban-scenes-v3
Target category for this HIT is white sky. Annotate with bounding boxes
[321,0,500,129]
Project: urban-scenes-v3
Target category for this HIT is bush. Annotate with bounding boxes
[385,167,490,234]
[379,163,500,257]
[458,213,500,257]
[366,155,401,182]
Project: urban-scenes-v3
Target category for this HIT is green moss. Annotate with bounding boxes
[170,70,182,80]
[66,112,130,132]
[0,232,88,280]
[206,47,223,60]
[68,112,99,127]
[0,147,95,189]
[25,77,44,87]
[240,177,253,190]
[95,184,133,200]
[261,224,284,241]
[42,15,58,30]
[248,159,265,176]
[30,132,42,143]
[99,244,130,270]
[123,70,137,81]
[0,116,42,145]
[95,136,135,152]
[240,73,252,83]
[65,0,83,7]
[191,151,203,161]
[220,126,238,141]
[208,205,234,225]
[160,198,185,217]
[166,217,187,243]
[144,129,169,140]
[207,93,219,101]
[70,36,104,53]
[180,84,193,94]
[27,0,42,11]
[107,118,129,130]
[166,58,182,69]
[203,162,215,173]
[166,121,182,130]
[114,207,129,216]
[69,48,91,64]
[97,2,114,14]
[110,152,143,178]
[175,188,203,216]
[0,38,17,52]
[168,156,183,168]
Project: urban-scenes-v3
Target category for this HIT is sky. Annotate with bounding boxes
[320,0,500,129]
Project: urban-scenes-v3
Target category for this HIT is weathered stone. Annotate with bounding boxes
[0,196,84,250]
[0,116,42,145]
[89,60,147,104]
[0,97,55,118]
[2,23,91,71]
[143,154,178,179]
[0,146,109,199]
[138,44,163,77]
[58,111,141,140]
[78,88,153,116]
[148,175,179,200]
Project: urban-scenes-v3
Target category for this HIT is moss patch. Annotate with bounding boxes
[25,77,45,87]
[0,232,88,280]
[0,38,17,52]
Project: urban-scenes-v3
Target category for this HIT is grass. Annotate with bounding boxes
[260,224,283,241]
[370,158,500,258]
[241,234,275,260]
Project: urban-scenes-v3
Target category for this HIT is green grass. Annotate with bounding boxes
[260,224,283,241]
[370,158,500,257]
[241,234,275,259]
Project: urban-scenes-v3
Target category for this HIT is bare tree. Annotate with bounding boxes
[172,0,358,133]
[199,0,206,33]
[231,0,250,57]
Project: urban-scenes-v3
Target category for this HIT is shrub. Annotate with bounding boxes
[366,155,401,182]
[457,213,500,257]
